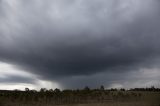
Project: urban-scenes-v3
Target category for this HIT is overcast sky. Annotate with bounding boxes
[0,0,160,90]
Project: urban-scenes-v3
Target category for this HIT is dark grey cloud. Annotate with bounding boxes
[0,0,160,89]
[0,75,35,84]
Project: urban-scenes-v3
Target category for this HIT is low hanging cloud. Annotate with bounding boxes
[0,0,160,89]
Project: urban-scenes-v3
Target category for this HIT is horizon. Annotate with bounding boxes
[0,85,159,91]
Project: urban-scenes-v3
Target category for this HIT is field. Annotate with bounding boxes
[0,87,160,106]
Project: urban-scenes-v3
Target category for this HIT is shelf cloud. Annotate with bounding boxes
[0,0,160,89]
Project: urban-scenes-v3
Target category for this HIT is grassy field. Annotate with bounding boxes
[0,88,160,106]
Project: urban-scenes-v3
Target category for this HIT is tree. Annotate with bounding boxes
[120,88,125,91]
[48,89,54,92]
[40,88,47,92]
[25,88,30,92]
[84,86,90,91]
[54,88,61,93]
[100,85,105,91]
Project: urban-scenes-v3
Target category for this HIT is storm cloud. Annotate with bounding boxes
[0,0,160,89]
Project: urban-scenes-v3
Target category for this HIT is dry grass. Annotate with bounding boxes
[0,91,160,106]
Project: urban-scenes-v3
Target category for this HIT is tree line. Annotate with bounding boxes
[0,86,160,105]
